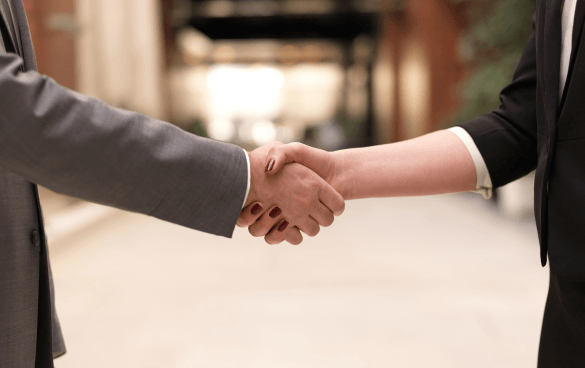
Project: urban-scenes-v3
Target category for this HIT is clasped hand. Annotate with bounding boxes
[238,142,343,244]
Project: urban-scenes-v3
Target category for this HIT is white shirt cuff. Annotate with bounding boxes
[242,149,251,208]
[448,127,493,199]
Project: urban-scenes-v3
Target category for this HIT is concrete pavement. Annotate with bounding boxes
[47,193,548,368]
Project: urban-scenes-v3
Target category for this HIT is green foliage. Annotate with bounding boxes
[190,119,208,138]
[449,0,535,126]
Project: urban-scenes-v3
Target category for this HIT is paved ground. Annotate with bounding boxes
[46,193,549,368]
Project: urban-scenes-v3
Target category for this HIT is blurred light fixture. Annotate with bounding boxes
[301,45,323,63]
[278,45,301,65]
[212,45,237,64]
[252,120,278,146]
[282,63,344,123]
[203,0,235,17]
[237,41,282,63]
[207,65,284,122]
[208,118,236,141]
[237,1,279,16]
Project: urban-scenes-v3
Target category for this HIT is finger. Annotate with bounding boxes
[310,202,335,227]
[265,143,330,177]
[284,226,303,245]
[264,145,290,175]
[264,219,290,245]
[296,217,321,237]
[248,205,283,237]
[237,202,265,227]
[318,181,345,216]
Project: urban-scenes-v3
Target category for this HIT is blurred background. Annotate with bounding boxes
[24,0,546,367]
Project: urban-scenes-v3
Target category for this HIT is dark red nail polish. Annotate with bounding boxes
[251,203,262,215]
[269,207,281,218]
[265,160,275,172]
[278,220,289,232]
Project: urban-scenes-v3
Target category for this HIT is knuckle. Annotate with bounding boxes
[309,180,321,192]
[307,225,320,237]
[288,237,301,245]
[248,226,265,237]
[337,201,345,215]
[294,196,311,210]
[287,228,303,245]
[302,197,314,209]
[266,235,284,245]
[335,199,346,215]
[265,237,277,245]
[239,212,252,222]
[289,209,302,218]
[323,216,334,227]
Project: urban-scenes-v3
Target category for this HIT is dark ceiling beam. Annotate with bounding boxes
[188,0,383,18]
[186,13,378,40]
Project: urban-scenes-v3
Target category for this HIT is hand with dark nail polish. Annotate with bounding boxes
[269,207,281,218]
[251,203,263,215]
[278,220,289,232]
[238,141,345,245]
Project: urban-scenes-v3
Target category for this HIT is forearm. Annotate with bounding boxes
[331,130,477,200]
[0,53,248,237]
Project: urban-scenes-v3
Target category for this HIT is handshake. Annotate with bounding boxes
[238,142,345,245]
[236,130,471,243]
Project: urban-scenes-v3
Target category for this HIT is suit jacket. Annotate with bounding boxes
[0,1,248,367]
[459,0,585,278]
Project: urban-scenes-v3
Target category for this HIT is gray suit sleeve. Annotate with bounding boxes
[0,53,248,238]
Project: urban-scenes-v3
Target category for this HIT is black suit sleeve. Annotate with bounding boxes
[458,14,538,189]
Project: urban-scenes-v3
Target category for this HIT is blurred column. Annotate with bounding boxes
[373,13,395,145]
[379,0,467,142]
[416,0,467,133]
[75,0,166,120]
[24,0,77,90]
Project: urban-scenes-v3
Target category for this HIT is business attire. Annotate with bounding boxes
[448,0,585,365]
[0,1,250,367]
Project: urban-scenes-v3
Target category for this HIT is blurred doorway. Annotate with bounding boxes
[169,0,380,150]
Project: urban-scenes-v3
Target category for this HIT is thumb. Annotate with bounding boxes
[265,143,332,179]
[264,144,290,174]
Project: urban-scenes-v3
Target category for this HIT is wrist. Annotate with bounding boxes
[244,150,262,207]
[329,151,350,200]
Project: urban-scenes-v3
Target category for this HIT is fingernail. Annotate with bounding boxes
[251,203,262,215]
[278,220,289,232]
[265,160,275,172]
[269,207,281,218]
